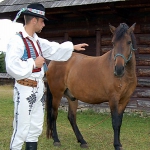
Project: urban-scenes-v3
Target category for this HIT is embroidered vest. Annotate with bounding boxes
[19,32,47,73]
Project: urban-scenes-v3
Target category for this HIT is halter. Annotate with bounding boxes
[114,44,137,65]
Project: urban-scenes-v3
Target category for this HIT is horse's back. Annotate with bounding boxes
[48,52,101,75]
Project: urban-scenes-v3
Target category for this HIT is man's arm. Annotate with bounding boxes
[38,37,89,61]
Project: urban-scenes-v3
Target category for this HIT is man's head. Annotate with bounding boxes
[20,3,48,33]
[24,15,45,33]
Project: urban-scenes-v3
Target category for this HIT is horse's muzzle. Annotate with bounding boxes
[114,65,125,77]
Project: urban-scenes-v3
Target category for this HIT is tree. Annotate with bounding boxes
[0,51,6,73]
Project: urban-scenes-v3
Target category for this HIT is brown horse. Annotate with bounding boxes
[46,23,137,150]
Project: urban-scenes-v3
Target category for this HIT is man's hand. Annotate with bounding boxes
[74,43,89,51]
[34,56,45,68]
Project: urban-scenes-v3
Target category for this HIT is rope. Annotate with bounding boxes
[88,115,110,130]
[57,115,110,131]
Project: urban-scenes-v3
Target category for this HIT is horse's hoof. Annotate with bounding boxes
[80,143,89,148]
[53,142,61,146]
[115,147,123,150]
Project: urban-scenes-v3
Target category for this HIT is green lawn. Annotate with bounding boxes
[0,85,150,150]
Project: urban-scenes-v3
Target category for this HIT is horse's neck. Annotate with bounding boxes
[103,50,112,61]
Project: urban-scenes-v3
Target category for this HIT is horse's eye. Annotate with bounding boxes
[127,41,131,45]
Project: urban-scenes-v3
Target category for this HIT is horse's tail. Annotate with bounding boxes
[46,82,53,138]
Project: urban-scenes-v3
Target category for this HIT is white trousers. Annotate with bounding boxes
[10,79,45,150]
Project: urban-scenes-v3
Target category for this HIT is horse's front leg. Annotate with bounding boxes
[111,110,123,150]
[68,99,88,148]
[109,100,125,150]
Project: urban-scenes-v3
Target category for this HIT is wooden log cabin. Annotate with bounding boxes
[0,0,150,111]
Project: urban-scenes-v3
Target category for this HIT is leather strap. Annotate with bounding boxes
[17,79,37,87]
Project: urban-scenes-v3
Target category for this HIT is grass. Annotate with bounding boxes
[0,85,150,150]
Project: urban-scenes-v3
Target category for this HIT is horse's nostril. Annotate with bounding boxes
[114,65,125,77]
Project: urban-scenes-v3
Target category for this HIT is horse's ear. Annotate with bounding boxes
[109,23,116,34]
[128,23,136,33]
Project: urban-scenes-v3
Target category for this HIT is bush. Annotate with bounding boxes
[0,51,6,73]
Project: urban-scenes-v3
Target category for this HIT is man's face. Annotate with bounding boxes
[34,18,45,33]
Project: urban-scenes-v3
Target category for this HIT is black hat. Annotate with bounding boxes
[13,3,48,22]
[22,3,48,21]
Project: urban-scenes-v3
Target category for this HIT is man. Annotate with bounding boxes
[5,3,88,150]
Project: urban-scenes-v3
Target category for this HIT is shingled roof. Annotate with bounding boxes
[0,0,125,13]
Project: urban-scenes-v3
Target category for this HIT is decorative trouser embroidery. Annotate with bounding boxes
[40,95,45,112]
[10,86,20,150]
[26,89,37,115]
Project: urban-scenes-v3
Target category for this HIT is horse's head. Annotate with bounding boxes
[109,23,137,77]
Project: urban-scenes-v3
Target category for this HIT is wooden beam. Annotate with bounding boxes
[96,30,101,56]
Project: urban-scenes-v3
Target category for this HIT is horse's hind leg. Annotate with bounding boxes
[51,96,62,146]
[46,84,62,146]
[67,99,88,148]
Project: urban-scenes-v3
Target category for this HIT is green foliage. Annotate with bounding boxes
[0,51,6,73]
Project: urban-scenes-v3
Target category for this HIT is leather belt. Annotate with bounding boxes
[17,79,37,87]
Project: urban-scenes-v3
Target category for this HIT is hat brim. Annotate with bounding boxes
[22,10,49,21]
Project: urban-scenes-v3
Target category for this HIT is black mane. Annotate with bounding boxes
[114,23,137,49]
[114,23,129,41]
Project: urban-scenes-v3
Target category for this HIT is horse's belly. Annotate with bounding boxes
[68,85,108,104]
[67,70,109,104]
[78,97,108,104]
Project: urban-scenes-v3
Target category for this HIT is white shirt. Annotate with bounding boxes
[5,28,74,80]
